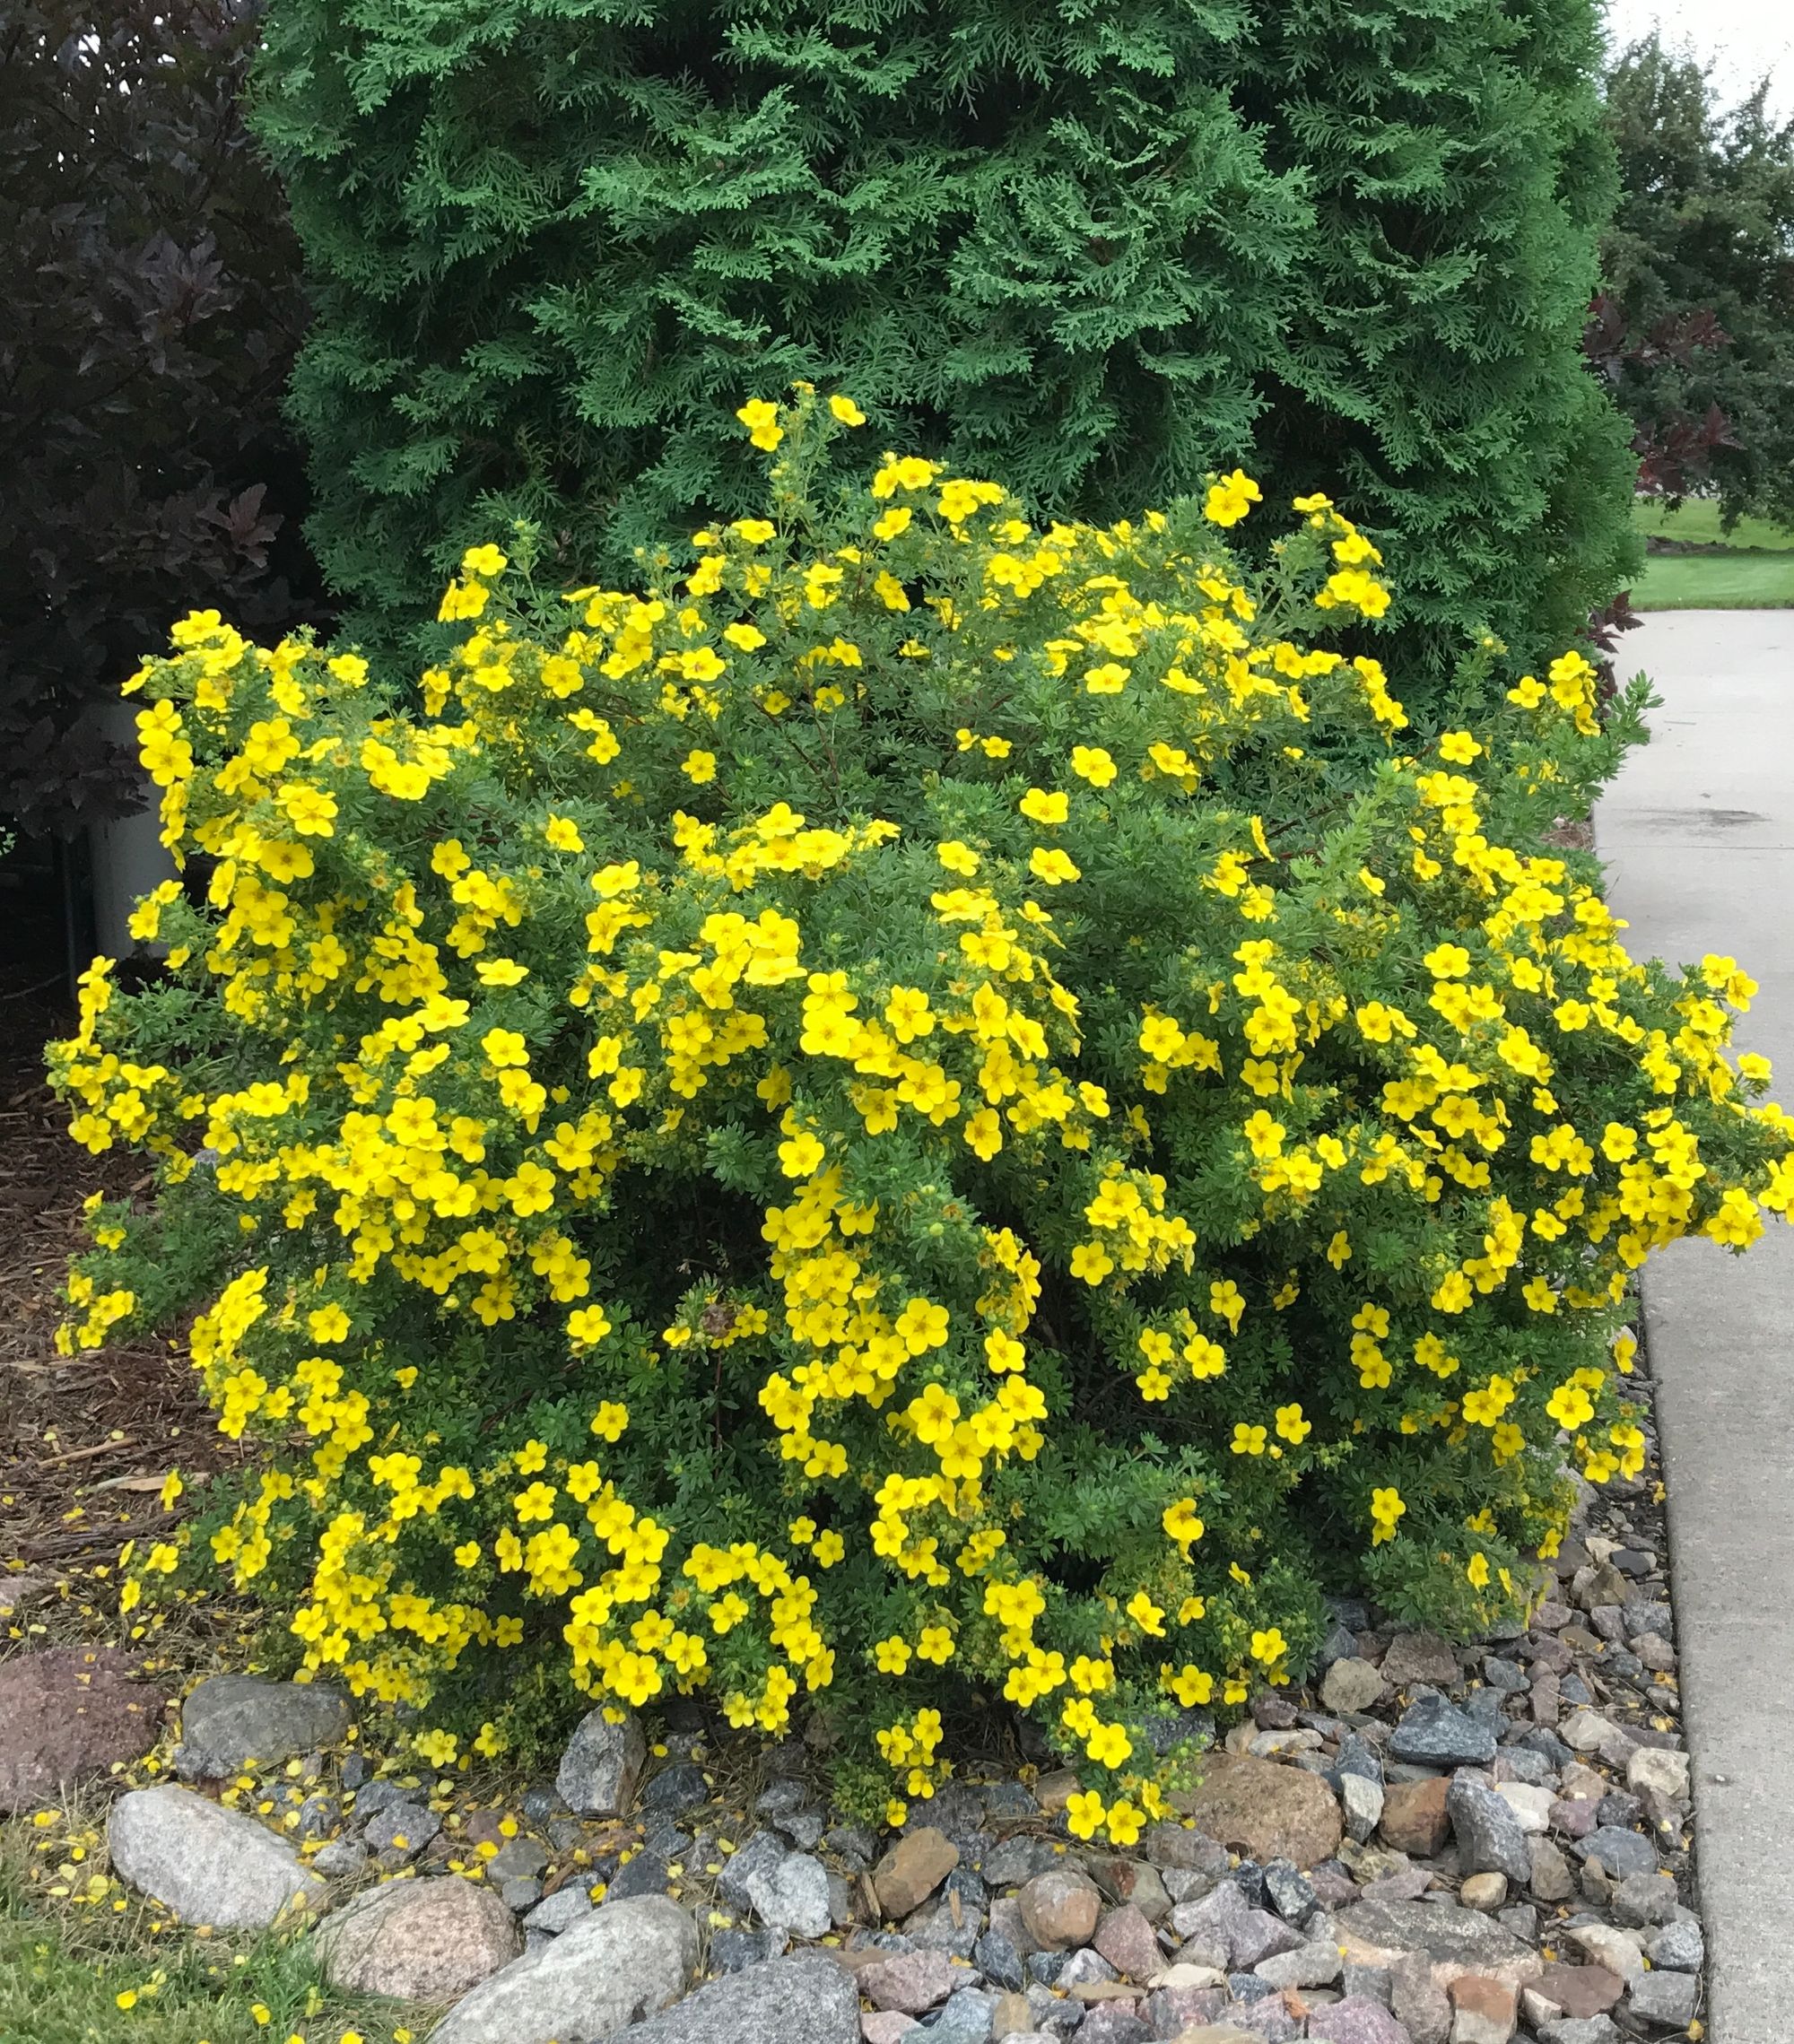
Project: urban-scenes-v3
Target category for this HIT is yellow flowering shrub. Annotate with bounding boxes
[51,391,1794,1837]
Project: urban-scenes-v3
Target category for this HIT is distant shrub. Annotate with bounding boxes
[0,0,322,836]
[52,396,1788,1834]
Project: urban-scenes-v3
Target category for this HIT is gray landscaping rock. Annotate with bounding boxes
[317,1874,520,1999]
[1625,1969,1699,2028]
[930,1985,1001,2043]
[1494,1784,1554,1835]
[1341,1772,1385,1843]
[1609,1873,1681,1928]
[177,1675,349,1775]
[623,1953,858,2044]
[1389,1949,1452,2044]
[1143,1822,1231,1875]
[1261,1858,1317,1924]
[1645,1918,1703,1971]
[640,1763,710,1816]
[1255,1938,1344,1988]
[1336,1897,1541,1989]
[1447,1779,1533,1885]
[429,1893,699,2044]
[862,1945,958,2013]
[707,1927,781,1972]
[1388,1693,1496,1767]
[525,1884,595,1935]
[1229,1905,1305,1970]
[1056,1946,1119,1991]
[975,1926,1025,1990]
[1305,1998,1413,2043]
[902,1869,984,1958]
[555,1707,646,1818]
[1564,1925,1644,1982]
[1321,1658,1389,1715]
[311,1838,368,1880]
[1539,2023,1620,2044]
[1380,1631,1459,1690]
[1624,1746,1690,1804]
[717,1831,832,1937]
[108,1784,326,1928]
[1527,1839,1574,1903]
[1578,1826,1659,1880]
[490,1837,549,1882]
[607,1848,670,1900]
[362,1798,440,1857]
[1093,1903,1161,1980]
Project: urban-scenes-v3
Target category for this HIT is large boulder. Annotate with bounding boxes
[0,1647,163,1814]
[108,1785,327,1928]
[428,1893,699,2044]
[624,1953,860,2043]
[177,1675,351,1775]
[1176,1756,1343,1867]
[316,1873,521,2000]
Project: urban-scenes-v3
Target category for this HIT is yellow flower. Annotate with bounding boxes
[1018,787,1068,826]
[1029,847,1081,885]
[1274,1402,1311,1444]
[1370,1485,1406,1544]
[1204,468,1262,526]
[1066,1788,1106,1840]
[1070,744,1117,787]
[590,1400,629,1441]
[829,394,867,426]
[682,750,718,784]
[736,399,782,450]
[1104,1797,1143,1847]
[544,814,585,852]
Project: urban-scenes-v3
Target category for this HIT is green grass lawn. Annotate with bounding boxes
[0,1826,417,2044]
[1631,496,1794,610]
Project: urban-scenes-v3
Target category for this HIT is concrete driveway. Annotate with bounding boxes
[1596,609,1794,2044]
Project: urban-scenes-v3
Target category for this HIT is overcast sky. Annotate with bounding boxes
[1604,0,1794,116]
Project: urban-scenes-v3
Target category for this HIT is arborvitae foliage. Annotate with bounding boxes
[254,0,1638,690]
[0,0,325,836]
[1598,38,1794,525]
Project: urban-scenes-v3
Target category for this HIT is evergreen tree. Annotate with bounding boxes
[253,0,1638,688]
[1598,36,1794,525]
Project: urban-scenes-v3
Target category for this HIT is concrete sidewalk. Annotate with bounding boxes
[1596,610,1794,2044]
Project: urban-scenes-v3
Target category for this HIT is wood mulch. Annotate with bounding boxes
[0,873,248,1646]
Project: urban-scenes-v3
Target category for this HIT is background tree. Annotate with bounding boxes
[251,0,1639,694]
[0,0,325,838]
[1597,36,1794,521]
